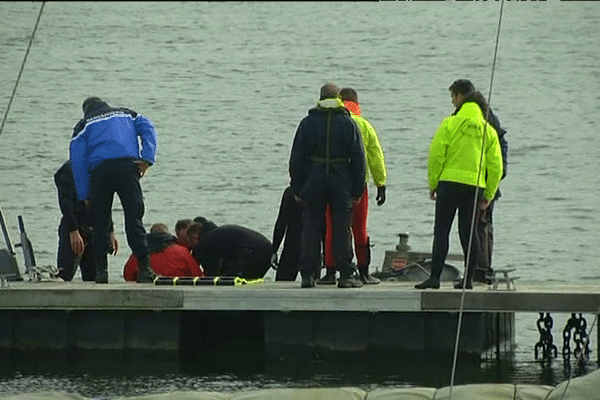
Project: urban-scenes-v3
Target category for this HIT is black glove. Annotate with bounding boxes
[376,185,386,206]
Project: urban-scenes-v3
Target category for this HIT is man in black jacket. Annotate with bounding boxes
[54,161,118,281]
[190,223,271,280]
[288,83,366,288]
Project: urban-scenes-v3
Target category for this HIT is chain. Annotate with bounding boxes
[562,313,590,365]
[534,313,557,362]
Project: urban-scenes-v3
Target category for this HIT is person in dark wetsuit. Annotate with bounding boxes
[54,160,118,281]
[288,82,366,288]
[271,185,303,281]
[190,224,272,279]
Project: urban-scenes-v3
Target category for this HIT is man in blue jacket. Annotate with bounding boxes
[70,97,157,283]
[289,83,366,288]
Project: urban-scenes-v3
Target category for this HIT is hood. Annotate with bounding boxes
[147,232,176,253]
[343,100,361,116]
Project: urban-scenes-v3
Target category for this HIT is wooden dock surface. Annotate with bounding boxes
[1,280,599,314]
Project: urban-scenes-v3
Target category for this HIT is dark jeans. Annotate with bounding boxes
[57,219,95,281]
[431,181,482,279]
[89,159,148,258]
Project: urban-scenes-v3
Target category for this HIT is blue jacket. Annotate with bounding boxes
[69,101,157,201]
[289,98,366,203]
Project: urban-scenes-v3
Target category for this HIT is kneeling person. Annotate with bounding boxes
[123,223,204,281]
[189,224,272,280]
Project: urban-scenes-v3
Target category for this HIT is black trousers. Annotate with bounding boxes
[275,242,301,281]
[57,219,95,281]
[89,159,149,258]
[299,193,354,278]
[474,199,495,280]
[431,181,482,278]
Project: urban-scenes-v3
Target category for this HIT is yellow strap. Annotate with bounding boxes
[234,277,245,286]
[233,278,264,286]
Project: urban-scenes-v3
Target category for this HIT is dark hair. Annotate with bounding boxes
[201,221,218,234]
[319,83,340,100]
[449,79,475,95]
[175,219,193,234]
[149,223,169,234]
[340,88,358,102]
[82,96,104,114]
[193,216,208,225]
[461,90,489,117]
[186,223,202,237]
[191,217,218,235]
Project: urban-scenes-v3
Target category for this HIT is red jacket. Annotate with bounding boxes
[123,243,204,281]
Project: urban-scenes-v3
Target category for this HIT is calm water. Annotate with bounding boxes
[0,1,599,398]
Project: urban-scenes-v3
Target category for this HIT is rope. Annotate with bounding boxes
[448,0,505,398]
[0,2,45,139]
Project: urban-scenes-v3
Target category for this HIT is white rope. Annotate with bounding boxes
[0,2,45,138]
[448,0,505,398]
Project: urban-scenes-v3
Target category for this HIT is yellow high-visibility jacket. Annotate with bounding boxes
[351,114,387,187]
[428,102,503,201]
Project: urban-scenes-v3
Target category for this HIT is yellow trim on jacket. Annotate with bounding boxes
[428,102,503,200]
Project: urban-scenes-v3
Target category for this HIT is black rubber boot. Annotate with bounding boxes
[338,266,363,288]
[454,266,475,289]
[136,254,154,283]
[301,271,316,288]
[338,273,363,288]
[358,266,380,285]
[454,279,473,290]
[316,269,337,285]
[95,254,108,284]
[415,277,440,289]
[454,262,475,289]
[414,262,442,290]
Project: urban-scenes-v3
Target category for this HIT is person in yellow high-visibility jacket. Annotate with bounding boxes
[318,88,388,285]
[415,90,503,290]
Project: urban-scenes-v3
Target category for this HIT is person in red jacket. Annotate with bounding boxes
[123,223,203,281]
